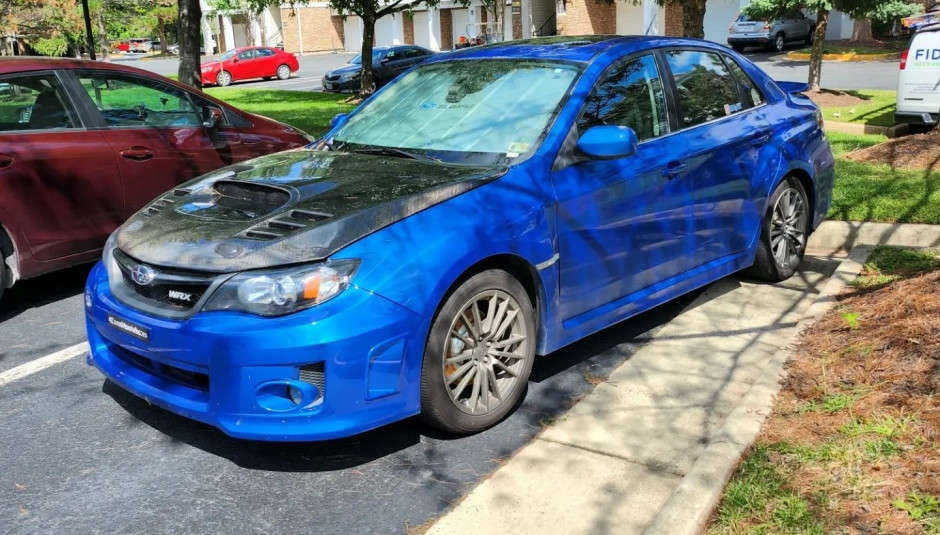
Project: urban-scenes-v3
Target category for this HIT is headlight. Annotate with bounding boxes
[203,260,359,316]
[338,72,360,82]
[102,231,121,285]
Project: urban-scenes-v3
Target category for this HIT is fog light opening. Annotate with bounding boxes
[287,385,304,405]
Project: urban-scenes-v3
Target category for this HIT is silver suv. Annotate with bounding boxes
[728,12,815,53]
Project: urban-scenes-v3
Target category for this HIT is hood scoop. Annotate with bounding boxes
[213,181,290,213]
[240,209,333,241]
[143,188,192,217]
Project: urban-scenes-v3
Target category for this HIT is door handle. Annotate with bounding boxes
[661,161,688,179]
[749,132,771,147]
[0,154,12,169]
[119,147,155,161]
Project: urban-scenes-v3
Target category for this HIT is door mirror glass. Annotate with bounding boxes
[203,106,224,129]
[576,125,638,159]
[330,112,349,130]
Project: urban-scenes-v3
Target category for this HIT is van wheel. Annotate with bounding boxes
[746,176,809,282]
[420,270,536,434]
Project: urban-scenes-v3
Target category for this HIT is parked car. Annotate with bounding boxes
[85,36,834,442]
[114,41,131,53]
[0,57,312,303]
[200,46,299,87]
[728,12,815,52]
[896,22,940,128]
[321,45,434,92]
[128,38,153,53]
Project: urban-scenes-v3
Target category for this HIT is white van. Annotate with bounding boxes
[896,24,940,127]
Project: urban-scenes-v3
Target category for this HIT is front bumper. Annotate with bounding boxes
[321,77,359,92]
[84,261,427,441]
[894,111,938,126]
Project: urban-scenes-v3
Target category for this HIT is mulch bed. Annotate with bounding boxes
[844,131,940,172]
[806,89,866,108]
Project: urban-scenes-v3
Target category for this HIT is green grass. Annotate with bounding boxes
[825,132,940,224]
[204,88,355,137]
[820,89,896,128]
[852,246,940,289]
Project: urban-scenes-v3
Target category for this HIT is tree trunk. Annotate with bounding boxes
[158,18,168,54]
[97,11,110,62]
[360,13,376,97]
[851,18,872,43]
[177,0,202,89]
[808,9,829,92]
[681,0,706,39]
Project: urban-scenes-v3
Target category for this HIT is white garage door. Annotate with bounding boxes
[375,15,402,47]
[451,8,470,47]
[703,0,741,43]
[413,11,430,49]
[616,2,644,35]
[344,16,363,52]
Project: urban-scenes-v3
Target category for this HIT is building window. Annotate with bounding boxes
[557,0,566,15]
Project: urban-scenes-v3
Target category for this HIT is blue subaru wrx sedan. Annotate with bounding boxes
[85,35,835,441]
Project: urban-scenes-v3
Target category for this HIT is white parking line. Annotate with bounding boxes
[0,342,89,387]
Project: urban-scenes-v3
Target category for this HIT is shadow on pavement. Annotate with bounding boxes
[0,263,91,323]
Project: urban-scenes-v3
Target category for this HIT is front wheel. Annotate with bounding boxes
[747,176,810,282]
[420,270,536,434]
[276,64,291,80]
[216,71,232,87]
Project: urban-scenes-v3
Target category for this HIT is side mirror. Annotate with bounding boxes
[330,113,349,130]
[231,56,239,63]
[203,106,224,129]
[576,125,638,159]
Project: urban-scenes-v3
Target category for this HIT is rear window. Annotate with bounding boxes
[735,14,756,22]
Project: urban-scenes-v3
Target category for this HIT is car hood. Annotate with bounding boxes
[328,64,360,76]
[115,150,506,273]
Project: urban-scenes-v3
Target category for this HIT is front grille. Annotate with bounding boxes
[324,74,340,81]
[299,362,325,401]
[111,344,209,392]
[214,181,290,212]
[113,249,216,313]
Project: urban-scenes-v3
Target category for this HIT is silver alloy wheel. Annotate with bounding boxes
[775,34,785,51]
[276,64,291,80]
[217,71,232,87]
[769,187,806,270]
[443,290,529,416]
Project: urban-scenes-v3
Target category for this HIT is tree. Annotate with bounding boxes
[178,0,202,88]
[745,0,919,90]
[3,0,85,56]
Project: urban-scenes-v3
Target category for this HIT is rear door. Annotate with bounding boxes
[255,48,278,77]
[71,70,246,216]
[0,71,123,261]
[233,49,260,80]
[662,49,771,267]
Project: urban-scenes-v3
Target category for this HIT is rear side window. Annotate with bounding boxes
[578,54,669,141]
[256,48,275,57]
[78,73,202,128]
[0,74,78,132]
[723,56,765,108]
[665,50,744,128]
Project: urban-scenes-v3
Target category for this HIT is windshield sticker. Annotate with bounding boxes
[421,102,472,110]
[508,142,530,153]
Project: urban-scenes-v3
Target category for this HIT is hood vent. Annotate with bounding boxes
[239,209,333,241]
[214,181,290,213]
[143,188,192,217]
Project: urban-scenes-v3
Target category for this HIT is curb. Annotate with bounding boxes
[642,244,873,535]
[786,51,900,62]
[824,121,909,138]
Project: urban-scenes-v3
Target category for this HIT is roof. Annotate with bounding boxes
[429,35,720,63]
[0,56,158,75]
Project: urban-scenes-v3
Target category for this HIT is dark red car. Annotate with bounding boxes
[0,57,311,302]
[201,46,300,87]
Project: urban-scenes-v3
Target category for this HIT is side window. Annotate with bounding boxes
[256,48,275,57]
[665,50,743,128]
[78,73,201,128]
[0,74,78,132]
[578,54,669,142]
[385,49,399,61]
[237,49,255,60]
[723,56,765,108]
[403,48,423,59]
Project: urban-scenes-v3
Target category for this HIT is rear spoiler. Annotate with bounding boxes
[777,81,810,94]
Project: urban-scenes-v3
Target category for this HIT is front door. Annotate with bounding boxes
[73,71,244,217]
[553,54,692,321]
[0,72,123,261]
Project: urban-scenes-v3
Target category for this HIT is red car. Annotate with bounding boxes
[0,57,311,302]
[201,46,300,87]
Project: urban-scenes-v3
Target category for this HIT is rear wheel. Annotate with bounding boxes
[420,270,536,434]
[747,176,809,282]
[770,33,785,52]
[276,64,291,80]
[216,71,232,87]
[0,240,8,303]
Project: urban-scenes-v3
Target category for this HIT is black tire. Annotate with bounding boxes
[420,270,536,434]
[769,33,785,52]
[276,64,291,80]
[0,240,7,304]
[731,44,746,53]
[746,176,810,282]
[216,71,232,87]
[805,26,816,46]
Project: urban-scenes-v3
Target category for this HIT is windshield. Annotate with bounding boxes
[350,50,384,65]
[221,50,236,61]
[331,60,581,165]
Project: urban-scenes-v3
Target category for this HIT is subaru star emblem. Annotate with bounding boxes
[131,264,156,286]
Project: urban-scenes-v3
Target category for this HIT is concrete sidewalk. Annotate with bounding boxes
[426,223,940,535]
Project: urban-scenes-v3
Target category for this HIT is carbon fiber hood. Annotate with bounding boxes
[116,149,506,272]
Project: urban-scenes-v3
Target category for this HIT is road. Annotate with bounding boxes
[113,47,901,92]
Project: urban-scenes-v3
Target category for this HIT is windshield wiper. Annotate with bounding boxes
[347,145,439,162]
